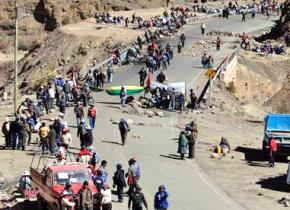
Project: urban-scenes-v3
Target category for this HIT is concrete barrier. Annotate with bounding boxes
[220,55,238,84]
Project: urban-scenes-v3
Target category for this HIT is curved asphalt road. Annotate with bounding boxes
[64,14,275,210]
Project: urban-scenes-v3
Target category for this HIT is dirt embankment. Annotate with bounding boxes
[192,49,290,210]
[222,51,290,117]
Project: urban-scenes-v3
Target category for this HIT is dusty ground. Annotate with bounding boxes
[185,47,290,210]
[1,4,290,210]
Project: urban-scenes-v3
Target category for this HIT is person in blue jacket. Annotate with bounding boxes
[154,185,169,210]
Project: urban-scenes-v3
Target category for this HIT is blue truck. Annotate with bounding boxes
[263,114,290,155]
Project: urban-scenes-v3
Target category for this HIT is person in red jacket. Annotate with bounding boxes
[88,104,97,129]
[268,135,277,167]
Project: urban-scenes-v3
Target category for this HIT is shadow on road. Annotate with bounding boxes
[247,161,270,167]
[160,154,181,160]
[235,146,288,163]
[97,101,121,105]
[102,140,123,145]
[256,174,290,193]
[235,146,268,162]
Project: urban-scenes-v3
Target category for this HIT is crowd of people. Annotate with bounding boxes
[6,1,290,209]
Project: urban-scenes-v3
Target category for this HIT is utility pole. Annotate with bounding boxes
[208,79,213,106]
[13,0,29,115]
[14,2,19,115]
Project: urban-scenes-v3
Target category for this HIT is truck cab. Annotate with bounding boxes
[30,162,97,210]
[263,114,290,155]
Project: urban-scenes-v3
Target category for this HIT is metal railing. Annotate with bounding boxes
[197,47,239,104]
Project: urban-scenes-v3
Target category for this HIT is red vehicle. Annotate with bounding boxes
[30,162,98,210]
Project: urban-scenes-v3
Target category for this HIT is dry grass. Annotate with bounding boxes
[0,38,10,51]
[275,101,289,114]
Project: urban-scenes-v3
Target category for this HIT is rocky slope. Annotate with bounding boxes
[0,0,173,94]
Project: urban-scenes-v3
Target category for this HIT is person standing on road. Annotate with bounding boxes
[113,163,127,202]
[125,17,129,28]
[178,131,188,160]
[78,181,93,210]
[180,33,186,47]
[59,94,67,114]
[177,41,182,53]
[74,102,84,126]
[241,11,246,22]
[189,89,197,111]
[98,160,108,184]
[168,88,176,111]
[77,119,87,148]
[251,8,256,19]
[139,68,147,86]
[83,124,93,148]
[2,117,10,148]
[186,121,198,159]
[201,22,206,35]
[128,185,148,210]
[48,124,57,154]
[120,86,127,109]
[268,135,277,167]
[119,117,130,145]
[61,182,75,210]
[61,127,72,150]
[48,85,55,110]
[88,104,97,129]
[201,53,208,68]
[216,37,221,51]
[39,122,49,154]
[154,185,169,210]
[107,63,114,83]
[207,55,214,68]
[101,184,112,210]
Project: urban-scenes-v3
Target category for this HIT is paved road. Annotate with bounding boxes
[65,14,275,210]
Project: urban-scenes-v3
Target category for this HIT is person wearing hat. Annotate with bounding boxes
[120,86,127,109]
[19,171,31,193]
[119,117,130,145]
[128,185,148,210]
[101,184,112,210]
[154,185,169,210]
[88,104,97,129]
[113,163,127,202]
[78,181,93,210]
[83,124,93,148]
[77,119,87,148]
[61,127,72,150]
[177,131,188,160]
[61,181,75,210]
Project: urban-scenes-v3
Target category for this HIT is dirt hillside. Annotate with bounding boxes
[0,0,177,95]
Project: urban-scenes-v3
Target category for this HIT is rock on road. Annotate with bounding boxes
[64,14,275,210]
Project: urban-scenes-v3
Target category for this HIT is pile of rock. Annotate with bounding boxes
[185,38,216,57]
[206,30,234,37]
[123,100,165,118]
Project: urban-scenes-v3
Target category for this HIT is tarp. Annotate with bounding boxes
[150,82,186,94]
[266,114,290,132]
